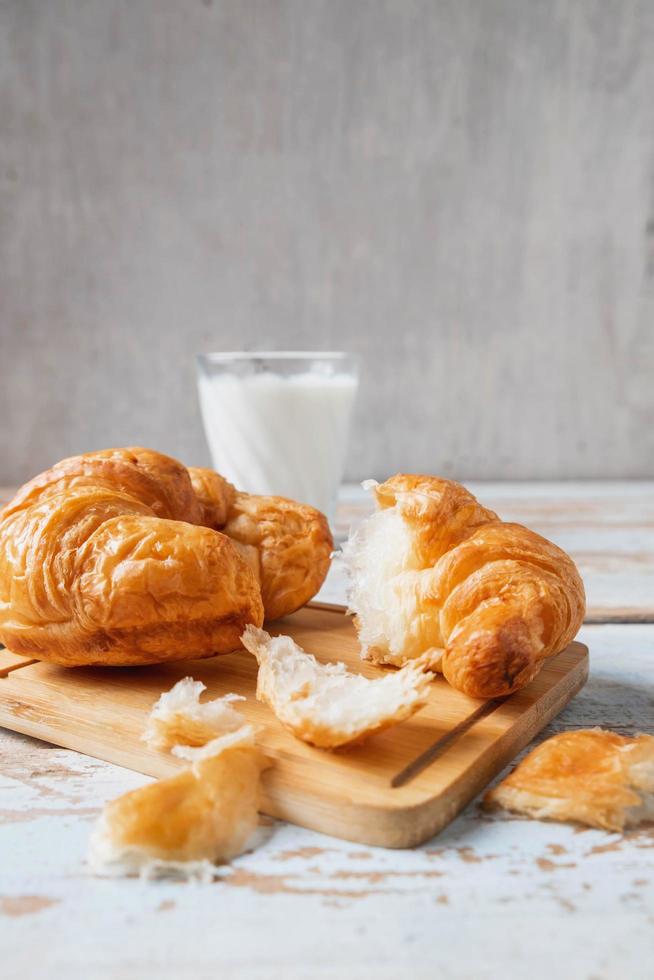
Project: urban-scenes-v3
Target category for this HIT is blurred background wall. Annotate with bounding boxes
[1,0,653,484]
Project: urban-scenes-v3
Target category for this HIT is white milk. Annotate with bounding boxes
[198,371,357,518]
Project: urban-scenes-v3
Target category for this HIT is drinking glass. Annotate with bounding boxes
[196,351,359,523]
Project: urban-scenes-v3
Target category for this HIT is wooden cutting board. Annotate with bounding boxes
[0,603,588,848]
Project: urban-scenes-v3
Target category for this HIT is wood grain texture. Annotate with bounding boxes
[1,1,653,484]
[0,651,38,677]
[0,604,588,847]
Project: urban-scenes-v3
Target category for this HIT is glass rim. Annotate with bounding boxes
[197,350,358,363]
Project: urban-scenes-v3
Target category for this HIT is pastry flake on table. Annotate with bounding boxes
[241,625,433,749]
[484,728,654,831]
[89,727,265,878]
[143,677,247,752]
[342,474,586,699]
[90,687,266,878]
[0,446,332,667]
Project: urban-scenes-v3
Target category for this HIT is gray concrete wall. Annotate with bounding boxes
[1,0,653,484]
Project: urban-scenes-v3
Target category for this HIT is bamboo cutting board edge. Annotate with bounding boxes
[0,605,589,848]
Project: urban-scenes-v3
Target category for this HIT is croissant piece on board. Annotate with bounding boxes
[241,626,433,749]
[342,475,585,699]
[484,729,654,831]
[0,448,332,667]
[142,677,247,752]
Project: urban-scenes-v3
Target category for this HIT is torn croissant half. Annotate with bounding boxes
[484,729,654,832]
[241,626,433,749]
[90,683,265,876]
[342,475,586,699]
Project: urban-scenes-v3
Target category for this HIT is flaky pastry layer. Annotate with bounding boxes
[343,474,585,698]
[484,728,654,831]
[241,625,433,749]
[0,448,332,666]
[90,680,266,876]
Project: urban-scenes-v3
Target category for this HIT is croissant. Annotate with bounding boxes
[484,729,654,831]
[343,475,585,699]
[0,448,332,667]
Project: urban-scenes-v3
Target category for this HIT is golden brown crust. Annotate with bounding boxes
[374,474,498,567]
[188,467,236,529]
[0,449,263,666]
[484,729,654,831]
[188,467,333,620]
[5,447,204,524]
[348,474,585,699]
[222,492,333,621]
[0,447,332,666]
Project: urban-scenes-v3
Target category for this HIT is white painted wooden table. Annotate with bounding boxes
[2,482,653,980]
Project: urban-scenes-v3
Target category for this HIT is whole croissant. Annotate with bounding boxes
[343,475,585,699]
[0,448,332,667]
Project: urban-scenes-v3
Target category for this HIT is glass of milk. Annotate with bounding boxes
[196,352,359,522]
